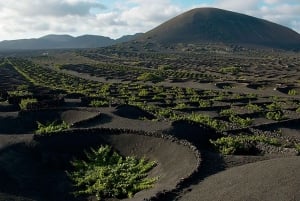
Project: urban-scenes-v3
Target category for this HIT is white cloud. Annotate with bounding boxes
[209,0,300,33]
[264,0,280,4]
[91,0,182,37]
[0,0,299,41]
[215,0,260,11]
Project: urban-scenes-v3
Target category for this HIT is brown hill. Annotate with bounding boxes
[140,7,300,50]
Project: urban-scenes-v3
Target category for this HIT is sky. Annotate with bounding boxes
[0,0,299,41]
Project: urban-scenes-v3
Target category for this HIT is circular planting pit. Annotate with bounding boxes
[215,82,235,90]
[113,105,155,120]
[0,128,200,201]
[0,108,101,134]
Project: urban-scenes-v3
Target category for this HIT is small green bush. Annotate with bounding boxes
[198,99,212,108]
[295,143,300,155]
[229,115,253,127]
[219,108,236,116]
[138,89,149,97]
[35,121,70,134]
[219,66,240,74]
[67,145,158,200]
[185,113,227,131]
[155,108,176,119]
[137,73,164,83]
[246,103,263,112]
[210,135,281,155]
[89,100,109,107]
[173,103,188,110]
[288,89,297,96]
[266,102,281,110]
[265,111,285,121]
[19,98,37,110]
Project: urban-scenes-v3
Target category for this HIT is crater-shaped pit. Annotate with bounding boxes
[0,129,200,201]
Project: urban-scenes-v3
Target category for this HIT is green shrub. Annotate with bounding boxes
[137,73,164,83]
[189,95,200,103]
[245,93,257,99]
[295,143,300,155]
[138,89,149,97]
[185,113,227,131]
[89,100,109,107]
[155,108,177,119]
[210,135,281,155]
[35,121,70,134]
[19,98,37,110]
[288,89,297,96]
[246,103,263,112]
[152,94,163,100]
[198,99,212,108]
[173,102,188,110]
[67,145,158,200]
[219,108,236,116]
[265,111,285,121]
[266,102,281,110]
[229,115,253,127]
[219,66,241,74]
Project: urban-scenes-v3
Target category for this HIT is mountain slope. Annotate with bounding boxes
[0,34,140,50]
[140,7,300,49]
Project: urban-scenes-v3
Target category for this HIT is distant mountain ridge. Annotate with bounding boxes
[139,7,300,50]
[0,33,142,50]
[1,8,300,51]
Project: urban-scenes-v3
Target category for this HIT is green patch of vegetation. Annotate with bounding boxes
[152,94,164,100]
[210,135,281,155]
[138,89,149,97]
[198,99,212,108]
[219,108,236,116]
[245,93,258,99]
[185,113,227,131]
[157,64,172,71]
[67,145,158,200]
[295,143,300,155]
[229,115,253,127]
[189,94,200,103]
[219,66,241,74]
[35,121,70,134]
[155,108,176,119]
[288,89,297,96]
[19,98,37,110]
[222,85,233,90]
[8,90,33,97]
[89,100,109,107]
[246,102,263,112]
[265,111,285,121]
[266,102,281,110]
[137,72,164,83]
[8,85,32,97]
[173,102,188,110]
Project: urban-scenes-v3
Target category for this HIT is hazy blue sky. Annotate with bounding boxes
[0,0,299,40]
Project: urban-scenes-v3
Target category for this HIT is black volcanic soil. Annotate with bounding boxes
[0,131,199,201]
[177,156,300,201]
[1,35,300,201]
[0,106,299,201]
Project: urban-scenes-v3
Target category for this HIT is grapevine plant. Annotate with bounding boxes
[67,145,158,200]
